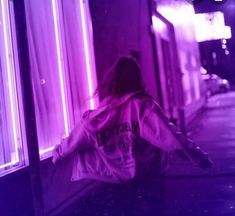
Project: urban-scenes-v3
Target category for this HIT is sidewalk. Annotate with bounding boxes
[164,92,235,216]
[66,92,235,216]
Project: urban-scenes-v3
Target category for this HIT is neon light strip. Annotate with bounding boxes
[52,0,69,136]
[39,146,54,155]
[79,0,95,109]
[1,0,19,162]
[152,16,166,32]
[0,161,18,169]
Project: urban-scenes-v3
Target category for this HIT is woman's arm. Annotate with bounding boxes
[140,98,213,169]
[52,122,93,164]
[155,107,213,168]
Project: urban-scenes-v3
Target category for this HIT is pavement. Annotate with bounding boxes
[66,92,235,216]
[164,92,235,216]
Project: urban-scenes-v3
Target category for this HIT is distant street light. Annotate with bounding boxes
[212,0,227,5]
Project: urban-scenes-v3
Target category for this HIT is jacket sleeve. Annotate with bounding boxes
[139,98,209,165]
[139,98,181,152]
[53,118,94,162]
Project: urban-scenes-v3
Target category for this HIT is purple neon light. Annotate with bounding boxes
[157,4,193,24]
[225,50,230,55]
[194,12,232,42]
[152,16,166,32]
[79,0,96,109]
[39,0,96,156]
[0,0,21,166]
[38,0,70,156]
[40,146,54,155]
[0,161,19,169]
[51,0,70,136]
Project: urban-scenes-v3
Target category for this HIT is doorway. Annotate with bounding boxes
[151,13,182,122]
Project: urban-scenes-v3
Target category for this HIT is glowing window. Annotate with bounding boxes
[24,0,97,159]
[0,0,25,175]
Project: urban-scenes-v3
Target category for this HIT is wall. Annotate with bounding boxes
[89,0,159,100]
[154,0,206,124]
[0,169,34,216]
[89,0,206,125]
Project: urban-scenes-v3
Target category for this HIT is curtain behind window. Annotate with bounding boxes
[24,0,97,155]
[61,0,97,123]
[25,0,68,153]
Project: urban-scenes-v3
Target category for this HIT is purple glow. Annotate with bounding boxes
[224,26,232,39]
[0,0,21,163]
[38,0,71,157]
[79,0,96,109]
[156,4,194,24]
[39,0,97,156]
[193,74,200,100]
[225,50,230,55]
[0,161,18,169]
[156,4,197,41]
[194,12,232,42]
[152,16,166,32]
[39,146,54,156]
[51,0,70,137]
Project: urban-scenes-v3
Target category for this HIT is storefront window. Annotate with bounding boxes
[24,0,97,159]
[0,0,25,175]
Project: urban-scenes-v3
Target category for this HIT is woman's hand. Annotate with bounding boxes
[174,133,214,169]
[175,148,213,169]
[52,144,61,164]
[198,157,214,169]
[52,137,70,164]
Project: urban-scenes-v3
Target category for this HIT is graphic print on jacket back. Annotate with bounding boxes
[95,121,140,163]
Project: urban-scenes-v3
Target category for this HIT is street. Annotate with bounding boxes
[68,92,235,216]
[165,92,235,216]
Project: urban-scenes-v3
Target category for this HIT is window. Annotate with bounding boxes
[0,0,98,173]
[24,0,97,159]
[0,0,25,175]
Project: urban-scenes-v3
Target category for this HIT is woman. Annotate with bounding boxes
[52,56,213,183]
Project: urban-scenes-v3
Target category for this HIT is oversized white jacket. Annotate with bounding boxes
[53,92,206,183]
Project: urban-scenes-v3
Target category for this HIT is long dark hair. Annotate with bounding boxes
[95,57,145,100]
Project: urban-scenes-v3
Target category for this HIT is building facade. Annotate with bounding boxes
[0,0,206,215]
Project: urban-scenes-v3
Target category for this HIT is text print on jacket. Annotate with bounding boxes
[53,92,184,183]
